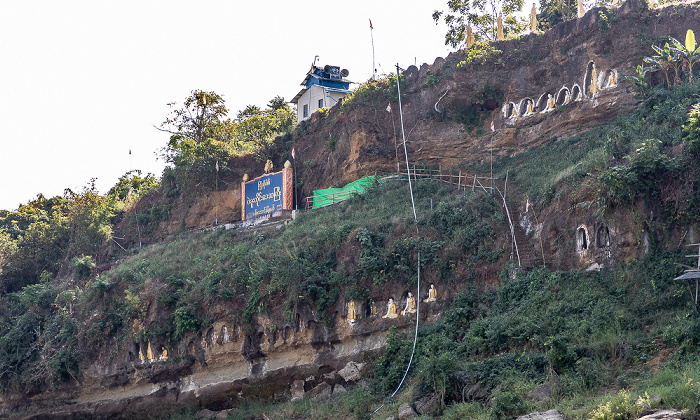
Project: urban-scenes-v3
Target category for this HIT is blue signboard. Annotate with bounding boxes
[244,172,284,219]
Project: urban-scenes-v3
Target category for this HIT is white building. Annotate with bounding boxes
[290,64,351,123]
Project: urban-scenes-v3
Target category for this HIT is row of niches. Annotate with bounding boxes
[125,285,442,363]
[348,284,438,324]
[128,341,169,363]
[576,224,611,253]
[502,62,618,120]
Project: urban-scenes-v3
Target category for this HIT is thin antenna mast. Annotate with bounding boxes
[370,19,376,80]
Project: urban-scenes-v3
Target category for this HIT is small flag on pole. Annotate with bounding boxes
[369,19,373,30]
[490,121,495,132]
[216,160,219,172]
[291,147,295,159]
[526,198,530,213]
[129,149,131,155]
[386,103,391,112]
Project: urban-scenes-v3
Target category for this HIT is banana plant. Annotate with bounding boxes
[620,65,652,99]
[670,29,700,84]
[644,43,679,88]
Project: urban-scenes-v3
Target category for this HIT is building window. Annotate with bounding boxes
[318,99,324,108]
[303,104,308,118]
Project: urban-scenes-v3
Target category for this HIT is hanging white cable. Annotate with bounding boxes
[369,64,421,417]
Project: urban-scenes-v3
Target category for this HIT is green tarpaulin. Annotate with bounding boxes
[312,175,389,209]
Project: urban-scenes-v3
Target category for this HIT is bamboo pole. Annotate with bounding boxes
[458,171,462,189]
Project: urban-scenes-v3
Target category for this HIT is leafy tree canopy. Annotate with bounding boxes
[159,90,229,144]
[232,98,295,160]
[537,0,577,30]
[433,0,527,46]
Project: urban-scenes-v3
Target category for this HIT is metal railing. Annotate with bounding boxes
[303,165,522,267]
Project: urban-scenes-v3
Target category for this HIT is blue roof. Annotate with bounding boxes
[290,64,352,104]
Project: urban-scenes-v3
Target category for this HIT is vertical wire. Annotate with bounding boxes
[368,64,421,417]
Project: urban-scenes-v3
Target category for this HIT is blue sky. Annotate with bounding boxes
[0,0,458,210]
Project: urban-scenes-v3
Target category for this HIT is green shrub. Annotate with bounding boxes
[442,402,490,420]
[588,390,648,420]
[489,391,528,420]
[71,255,95,280]
[174,306,201,339]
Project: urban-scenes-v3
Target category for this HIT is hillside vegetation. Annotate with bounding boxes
[3,3,700,419]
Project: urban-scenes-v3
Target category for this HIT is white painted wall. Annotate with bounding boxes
[296,85,348,123]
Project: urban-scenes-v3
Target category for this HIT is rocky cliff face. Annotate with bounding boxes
[8,299,445,419]
[7,1,700,418]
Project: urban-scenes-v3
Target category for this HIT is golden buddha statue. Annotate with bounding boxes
[590,65,598,97]
[347,300,357,323]
[424,284,437,303]
[541,94,555,113]
[530,3,537,33]
[160,347,169,361]
[606,71,617,88]
[466,26,475,49]
[402,293,417,315]
[264,159,274,173]
[383,298,398,319]
[497,15,504,41]
[564,91,571,105]
[524,100,535,116]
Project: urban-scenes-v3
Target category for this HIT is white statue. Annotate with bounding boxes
[424,284,437,303]
[541,94,555,113]
[383,298,398,319]
[401,293,417,315]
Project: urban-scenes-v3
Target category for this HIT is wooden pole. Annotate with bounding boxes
[458,171,462,189]
[472,174,476,191]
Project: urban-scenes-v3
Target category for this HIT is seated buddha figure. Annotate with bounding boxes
[424,284,437,303]
[401,292,417,315]
[383,298,398,319]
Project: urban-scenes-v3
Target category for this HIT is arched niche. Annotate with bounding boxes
[361,301,371,318]
[221,325,230,344]
[597,225,610,248]
[536,92,552,112]
[571,84,582,102]
[518,98,534,115]
[205,327,214,347]
[601,69,618,89]
[502,102,511,119]
[576,225,590,252]
[282,325,293,341]
[583,61,596,98]
[556,86,571,105]
[502,101,518,118]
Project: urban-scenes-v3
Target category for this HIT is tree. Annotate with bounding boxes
[158,90,235,188]
[433,0,527,47]
[267,95,288,111]
[232,97,295,160]
[159,90,228,144]
[537,0,577,30]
